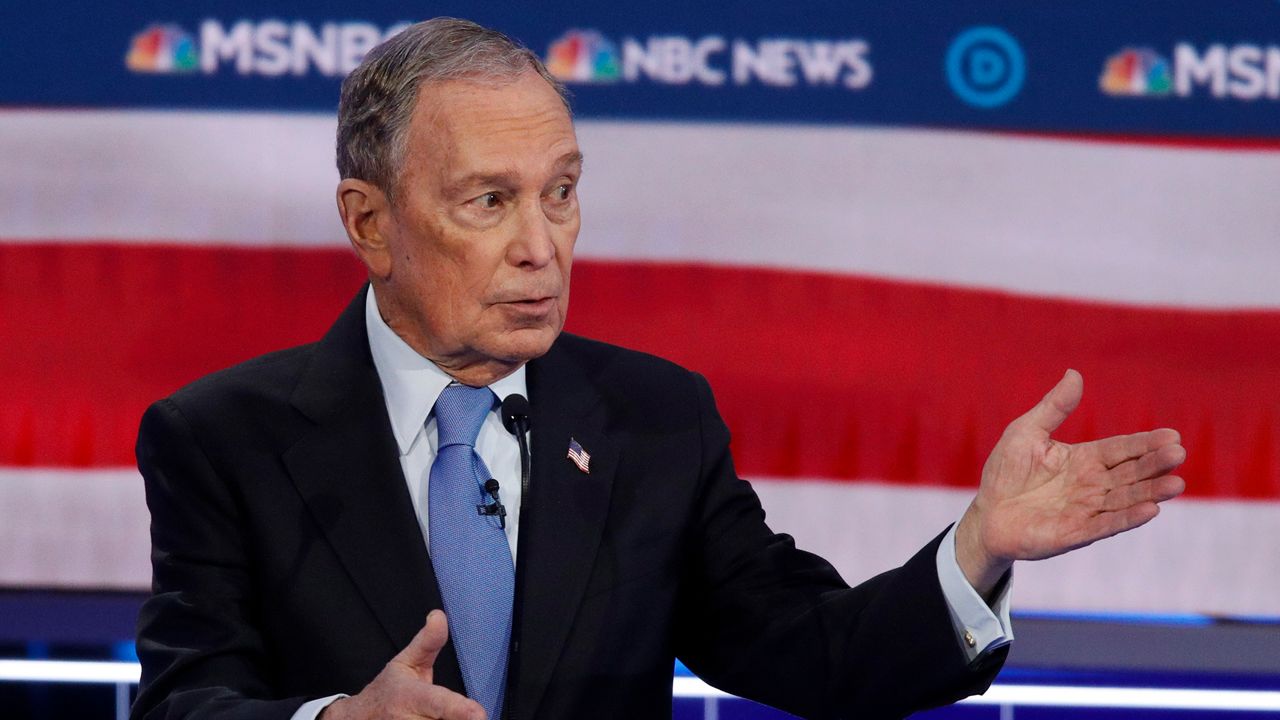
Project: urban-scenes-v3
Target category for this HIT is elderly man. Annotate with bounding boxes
[132,17,1186,720]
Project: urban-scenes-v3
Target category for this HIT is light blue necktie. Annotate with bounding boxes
[428,384,514,719]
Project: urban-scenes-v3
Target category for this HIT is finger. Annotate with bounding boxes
[1102,475,1186,512]
[1017,369,1083,435]
[407,683,486,720]
[394,609,449,671]
[1092,428,1182,469]
[1104,443,1186,486]
[1084,501,1161,544]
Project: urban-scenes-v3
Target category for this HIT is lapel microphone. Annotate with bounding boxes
[500,394,533,503]
[476,395,532,531]
[477,478,507,529]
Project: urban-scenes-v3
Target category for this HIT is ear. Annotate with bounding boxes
[336,178,394,279]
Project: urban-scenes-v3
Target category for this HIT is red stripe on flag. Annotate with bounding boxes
[1,243,366,466]
[568,262,1279,500]
[2,244,1277,500]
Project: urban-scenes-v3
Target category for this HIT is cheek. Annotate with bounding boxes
[424,229,487,293]
[555,220,579,263]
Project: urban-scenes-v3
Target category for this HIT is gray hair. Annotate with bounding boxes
[336,17,570,198]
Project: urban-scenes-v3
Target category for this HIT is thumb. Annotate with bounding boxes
[1019,369,1083,435]
[394,609,449,671]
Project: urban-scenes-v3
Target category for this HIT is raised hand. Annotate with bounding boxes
[955,370,1187,595]
[322,610,486,720]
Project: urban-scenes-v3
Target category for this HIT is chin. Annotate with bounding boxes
[492,325,560,365]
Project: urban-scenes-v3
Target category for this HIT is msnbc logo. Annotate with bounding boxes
[126,24,199,73]
[546,30,621,83]
[125,20,408,77]
[1100,48,1172,97]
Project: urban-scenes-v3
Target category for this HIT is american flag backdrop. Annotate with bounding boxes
[1,2,1278,620]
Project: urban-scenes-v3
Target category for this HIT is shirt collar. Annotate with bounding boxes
[365,288,528,455]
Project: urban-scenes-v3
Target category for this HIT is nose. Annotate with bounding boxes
[507,200,556,269]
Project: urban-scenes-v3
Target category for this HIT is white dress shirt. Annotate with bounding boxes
[364,290,527,559]
[290,289,1013,719]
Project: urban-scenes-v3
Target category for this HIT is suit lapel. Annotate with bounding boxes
[513,340,617,719]
[281,286,464,691]
[279,290,615,708]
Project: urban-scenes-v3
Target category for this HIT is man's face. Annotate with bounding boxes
[374,70,581,381]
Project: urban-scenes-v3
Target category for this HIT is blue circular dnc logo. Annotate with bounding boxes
[946,26,1025,108]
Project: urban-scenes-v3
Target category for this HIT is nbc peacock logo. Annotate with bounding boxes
[545,30,620,83]
[126,23,199,74]
[1099,47,1172,97]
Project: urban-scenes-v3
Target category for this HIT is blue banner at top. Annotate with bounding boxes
[4,0,1279,138]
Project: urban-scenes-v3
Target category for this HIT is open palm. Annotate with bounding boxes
[956,370,1186,593]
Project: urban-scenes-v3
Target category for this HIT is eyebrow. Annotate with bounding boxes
[558,151,585,170]
[448,151,585,195]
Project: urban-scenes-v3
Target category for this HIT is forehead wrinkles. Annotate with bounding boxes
[447,110,571,165]
[419,82,573,175]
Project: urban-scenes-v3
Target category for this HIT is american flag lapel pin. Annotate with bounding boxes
[567,436,591,474]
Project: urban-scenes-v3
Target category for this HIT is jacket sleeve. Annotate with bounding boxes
[132,398,309,720]
[671,372,1006,720]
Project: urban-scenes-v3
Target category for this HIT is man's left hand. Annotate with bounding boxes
[955,369,1187,596]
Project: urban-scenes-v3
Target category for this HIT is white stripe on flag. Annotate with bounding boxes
[750,478,1280,618]
[1,466,1276,619]
[3,110,1278,308]
[0,467,150,589]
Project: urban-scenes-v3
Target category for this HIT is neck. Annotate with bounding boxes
[372,285,522,388]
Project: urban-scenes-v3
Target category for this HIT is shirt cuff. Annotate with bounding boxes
[290,694,348,720]
[935,522,1014,663]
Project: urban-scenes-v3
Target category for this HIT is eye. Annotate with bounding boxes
[550,184,573,202]
[472,192,501,210]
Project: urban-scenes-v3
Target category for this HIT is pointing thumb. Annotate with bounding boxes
[1020,369,1083,435]
[395,609,449,671]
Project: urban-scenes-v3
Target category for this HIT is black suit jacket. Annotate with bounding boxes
[133,287,1005,720]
